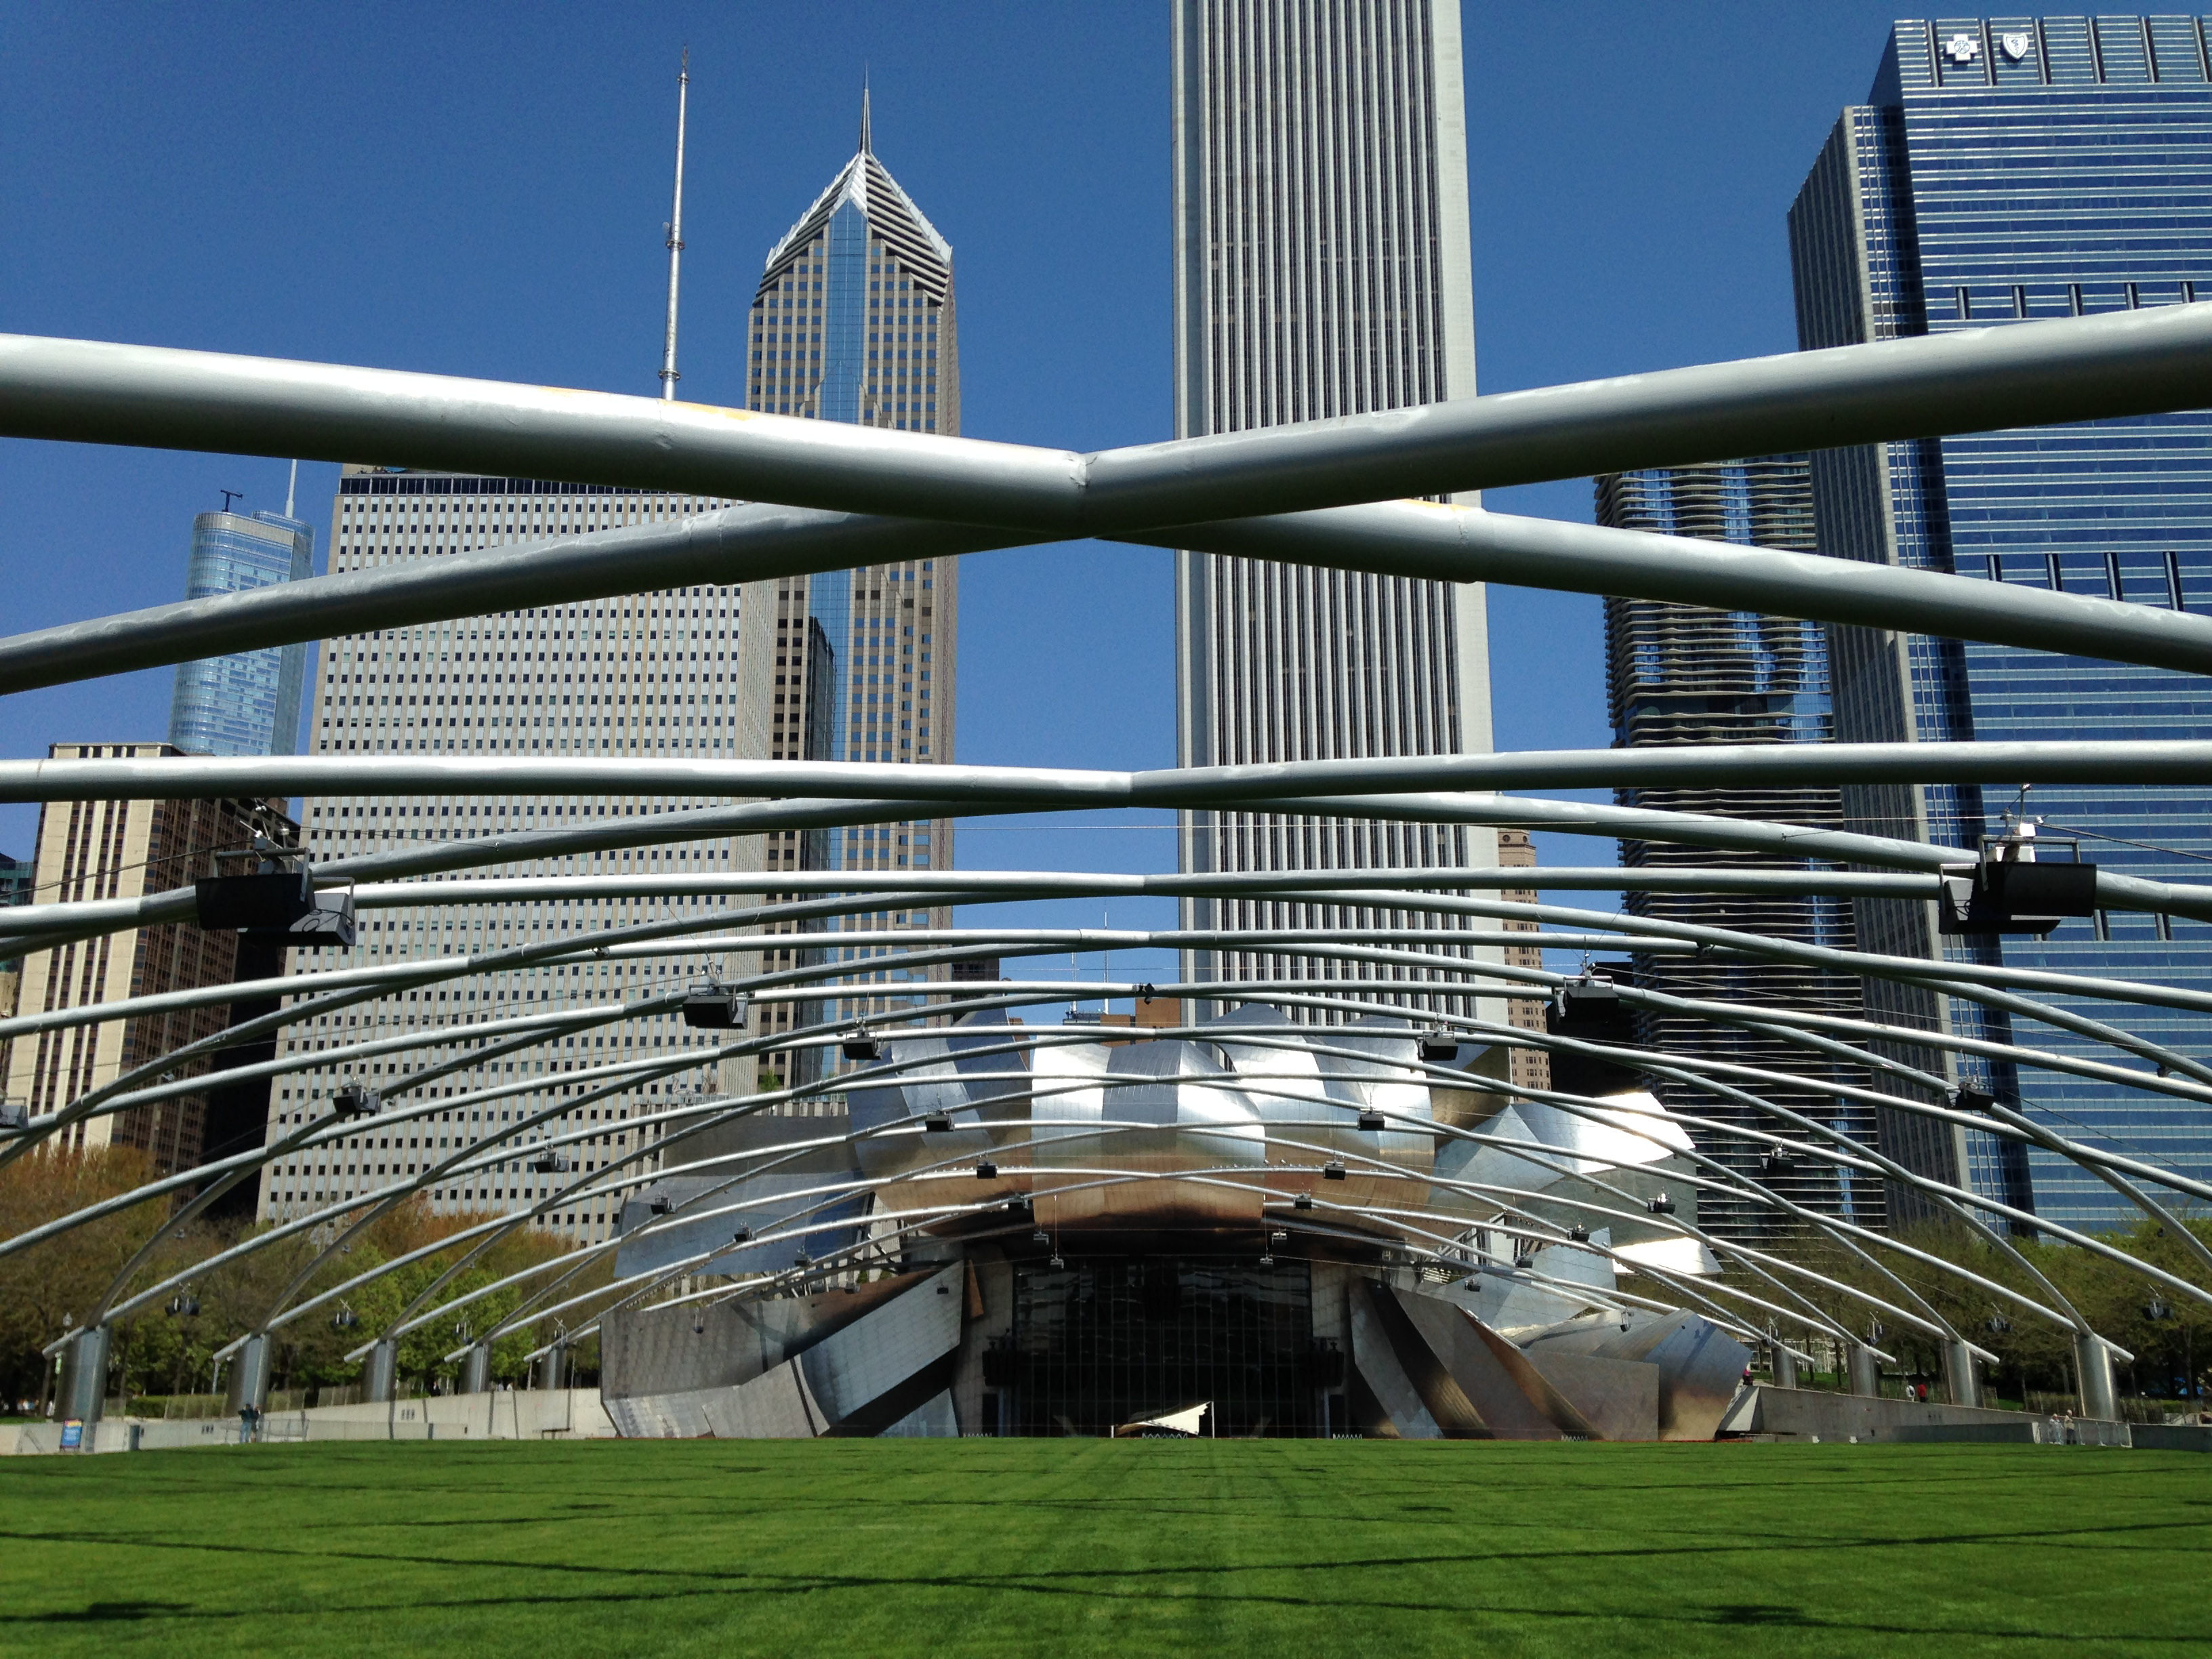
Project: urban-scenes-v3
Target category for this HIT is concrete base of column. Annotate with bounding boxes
[1944,1339,1980,1408]
[364,1338,398,1404]
[1847,1342,1883,1398]
[226,1333,272,1416]
[58,1326,111,1425]
[2074,1332,2119,1420]
[1771,1340,1799,1391]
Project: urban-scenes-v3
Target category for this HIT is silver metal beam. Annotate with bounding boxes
[10,304,2212,532]
[48,981,2212,1357]
[1134,501,2212,676]
[13,499,2212,698]
[1322,794,1965,872]
[12,306,2212,695]
[1088,306,2212,528]
[1286,884,2212,1028]
[12,843,2212,1055]
[0,925,1667,1045]
[14,740,2212,808]
[0,861,1933,943]
[0,332,1079,526]
[0,504,1013,696]
[0,796,973,951]
[0,762,2201,962]
[1315,793,2212,925]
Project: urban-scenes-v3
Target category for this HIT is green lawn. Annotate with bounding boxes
[0,1440,2204,1658]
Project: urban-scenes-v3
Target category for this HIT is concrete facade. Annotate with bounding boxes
[1170,0,1500,1019]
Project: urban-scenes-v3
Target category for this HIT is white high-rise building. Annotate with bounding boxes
[1171,0,1498,1010]
[258,472,774,1244]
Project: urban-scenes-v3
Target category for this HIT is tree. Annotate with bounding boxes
[1729,1211,2212,1408]
[0,1147,163,1409]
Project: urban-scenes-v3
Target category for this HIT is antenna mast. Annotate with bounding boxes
[659,49,689,401]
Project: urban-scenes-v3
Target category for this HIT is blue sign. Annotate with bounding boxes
[58,1419,83,1450]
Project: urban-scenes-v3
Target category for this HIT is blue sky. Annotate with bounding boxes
[1,2,1917,989]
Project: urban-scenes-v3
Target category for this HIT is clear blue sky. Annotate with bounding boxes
[0,2,1915,987]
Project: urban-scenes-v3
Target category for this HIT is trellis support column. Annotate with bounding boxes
[56,1324,110,1427]
[1944,1339,1981,1408]
[1847,1340,1883,1398]
[2074,1332,2121,1422]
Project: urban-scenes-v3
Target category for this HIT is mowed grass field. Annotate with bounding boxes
[0,1439,2205,1658]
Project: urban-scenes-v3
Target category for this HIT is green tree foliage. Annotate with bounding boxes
[0,1147,163,1408]
[1720,1212,2212,1407]
[0,1149,602,1408]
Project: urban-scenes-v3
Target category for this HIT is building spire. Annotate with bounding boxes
[859,77,872,155]
[659,47,689,401]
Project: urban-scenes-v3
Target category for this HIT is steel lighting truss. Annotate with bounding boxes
[7,302,2212,1422]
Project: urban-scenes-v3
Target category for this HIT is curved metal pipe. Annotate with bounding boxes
[33,971,2212,1362]
[18,739,2212,811]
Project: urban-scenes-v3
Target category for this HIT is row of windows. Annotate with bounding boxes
[1973,545,2199,604]
[262,489,794,1229]
[1908,15,2212,91]
[338,475,643,497]
[1948,278,2206,318]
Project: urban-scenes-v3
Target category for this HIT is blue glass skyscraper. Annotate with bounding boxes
[167,506,316,756]
[1789,14,2212,1229]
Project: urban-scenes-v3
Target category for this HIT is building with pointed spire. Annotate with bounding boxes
[745,91,960,431]
[746,96,961,1086]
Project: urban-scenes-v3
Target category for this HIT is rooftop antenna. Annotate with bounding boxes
[659,47,689,402]
[218,490,243,514]
[284,459,298,519]
[859,75,872,154]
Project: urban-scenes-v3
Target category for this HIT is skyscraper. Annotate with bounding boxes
[1595,457,1877,1235]
[167,504,315,756]
[1492,827,1553,1097]
[0,743,295,1176]
[0,850,31,966]
[1788,14,2212,1228]
[264,473,775,1242]
[744,99,960,1086]
[1170,0,1498,1017]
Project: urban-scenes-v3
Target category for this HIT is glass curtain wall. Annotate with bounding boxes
[1788,15,2212,1227]
[168,510,316,756]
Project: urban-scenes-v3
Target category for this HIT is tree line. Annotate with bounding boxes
[0,1149,602,1412]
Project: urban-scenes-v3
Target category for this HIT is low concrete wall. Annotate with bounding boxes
[4,1419,233,1455]
[1,1388,615,1454]
[1723,1385,2129,1446]
[2130,1422,2212,1452]
[260,1388,617,1442]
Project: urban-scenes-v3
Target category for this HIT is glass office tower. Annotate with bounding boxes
[1788,15,2212,1227]
[167,508,316,756]
[1595,457,1877,1236]
[745,100,960,1084]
